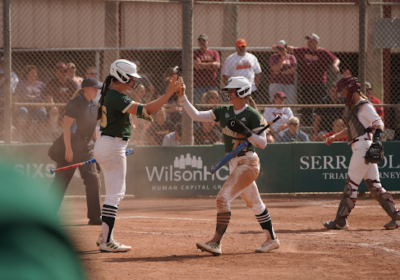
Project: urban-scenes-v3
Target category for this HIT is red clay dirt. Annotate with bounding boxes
[60,194,400,280]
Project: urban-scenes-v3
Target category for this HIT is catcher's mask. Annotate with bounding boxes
[336,76,361,107]
[221,76,252,102]
[110,59,141,90]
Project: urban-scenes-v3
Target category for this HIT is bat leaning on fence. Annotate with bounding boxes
[209,115,281,174]
[50,148,134,174]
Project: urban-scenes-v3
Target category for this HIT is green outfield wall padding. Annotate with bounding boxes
[1,142,399,197]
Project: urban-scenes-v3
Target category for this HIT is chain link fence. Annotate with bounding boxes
[1,0,399,145]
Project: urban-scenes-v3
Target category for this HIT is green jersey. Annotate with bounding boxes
[99,89,134,138]
[211,105,267,153]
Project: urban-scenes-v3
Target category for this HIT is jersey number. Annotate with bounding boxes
[232,139,248,151]
[99,106,107,128]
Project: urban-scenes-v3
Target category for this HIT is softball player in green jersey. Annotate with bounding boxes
[94,59,178,252]
[176,76,280,256]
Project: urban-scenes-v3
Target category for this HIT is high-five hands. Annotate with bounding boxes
[175,76,185,98]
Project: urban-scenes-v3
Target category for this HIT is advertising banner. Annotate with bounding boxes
[0,142,399,196]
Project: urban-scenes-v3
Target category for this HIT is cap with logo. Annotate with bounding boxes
[236,39,247,48]
[274,91,286,99]
[305,33,320,42]
[198,34,208,41]
[277,40,287,49]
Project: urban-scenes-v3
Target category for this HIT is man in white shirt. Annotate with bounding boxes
[263,92,293,136]
[222,39,261,101]
[162,123,182,146]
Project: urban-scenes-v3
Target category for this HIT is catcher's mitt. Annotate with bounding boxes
[364,141,384,164]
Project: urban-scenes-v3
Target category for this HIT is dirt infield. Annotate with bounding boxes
[60,195,400,280]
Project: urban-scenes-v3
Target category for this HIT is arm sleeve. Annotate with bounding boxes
[248,131,267,149]
[178,95,215,122]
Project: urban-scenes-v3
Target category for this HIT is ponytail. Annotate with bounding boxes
[246,96,258,111]
[72,88,84,99]
[97,75,115,120]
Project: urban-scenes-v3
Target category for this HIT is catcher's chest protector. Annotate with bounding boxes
[346,100,371,142]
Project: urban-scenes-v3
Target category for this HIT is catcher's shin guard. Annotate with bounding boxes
[334,179,357,227]
[365,179,400,221]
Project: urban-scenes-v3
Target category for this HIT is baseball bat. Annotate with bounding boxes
[50,148,134,174]
[209,115,281,174]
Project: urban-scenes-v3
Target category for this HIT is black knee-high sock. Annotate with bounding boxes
[102,204,118,243]
[214,212,231,244]
[256,208,276,240]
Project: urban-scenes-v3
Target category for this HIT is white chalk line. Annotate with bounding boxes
[281,239,400,257]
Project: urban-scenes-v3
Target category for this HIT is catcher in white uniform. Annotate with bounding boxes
[176,76,279,256]
[324,76,400,230]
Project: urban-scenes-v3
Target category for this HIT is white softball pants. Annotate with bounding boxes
[348,140,385,199]
[216,152,265,215]
[94,135,128,207]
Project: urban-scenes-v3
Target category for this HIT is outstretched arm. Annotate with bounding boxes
[177,82,215,122]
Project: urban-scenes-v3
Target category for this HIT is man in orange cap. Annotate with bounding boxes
[222,38,262,102]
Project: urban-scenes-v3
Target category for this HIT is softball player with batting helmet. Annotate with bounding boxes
[323,76,400,230]
[94,59,179,252]
[176,76,279,256]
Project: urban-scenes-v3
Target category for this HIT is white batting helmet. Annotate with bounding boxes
[110,59,141,84]
[222,76,252,100]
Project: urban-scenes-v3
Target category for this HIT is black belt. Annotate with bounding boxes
[101,133,129,141]
[73,133,92,143]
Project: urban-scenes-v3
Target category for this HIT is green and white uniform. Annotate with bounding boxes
[99,89,135,138]
[211,105,267,153]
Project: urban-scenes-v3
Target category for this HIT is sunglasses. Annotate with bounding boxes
[198,39,206,42]
[87,72,97,76]
[366,88,372,91]
[289,123,299,126]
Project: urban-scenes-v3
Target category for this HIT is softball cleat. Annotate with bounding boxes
[99,240,131,252]
[196,241,221,256]
[96,234,102,246]
[383,220,399,230]
[323,219,349,230]
[255,239,280,253]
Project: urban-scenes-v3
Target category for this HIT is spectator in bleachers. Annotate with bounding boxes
[263,91,293,139]
[0,56,19,93]
[146,107,175,145]
[222,39,262,103]
[201,90,220,105]
[44,62,78,139]
[323,118,347,142]
[129,84,152,145]
[162,123,182,146]
[269,40,298,105]
[278,33,340,127]
[313,83,344,141]
[85,67,98,79]
[194,121,222,145]
[365,81,384,121]
[84,67,102,102]
[275,116,309,143]
[66,63,83,87]
[14,65,47,143]
[193,34,221,104]
[133,60,155,100]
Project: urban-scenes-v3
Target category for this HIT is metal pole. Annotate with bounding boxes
[182,0,194,145]
[3,0,11,144]
[95,50,100,81]
[359,0,367,92]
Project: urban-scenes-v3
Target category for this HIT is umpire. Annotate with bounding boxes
[48,77,103,225]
